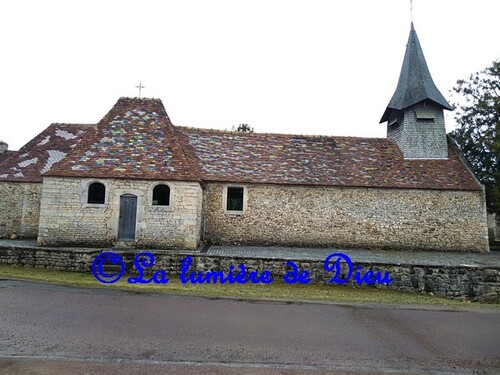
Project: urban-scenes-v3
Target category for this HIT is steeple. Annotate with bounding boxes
[381,23,451,159]
[380,23,452,123]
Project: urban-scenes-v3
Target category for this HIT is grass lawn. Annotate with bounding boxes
[0,264,498,308]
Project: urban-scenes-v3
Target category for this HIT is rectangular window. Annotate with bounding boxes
[227,187,244,211]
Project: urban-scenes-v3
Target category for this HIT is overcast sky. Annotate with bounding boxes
[1,0,499,150]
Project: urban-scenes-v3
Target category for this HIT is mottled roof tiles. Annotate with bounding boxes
[47,98,201,181]
[179,127,480,191]
[0,124,92,182]
[2,97,481,191]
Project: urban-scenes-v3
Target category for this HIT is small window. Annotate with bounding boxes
[88,182,105,204]
[227,187,244,211]
[153,184,170,206]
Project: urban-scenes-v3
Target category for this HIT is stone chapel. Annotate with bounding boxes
[0,24,490,252]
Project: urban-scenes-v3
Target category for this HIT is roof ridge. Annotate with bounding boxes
[177,126,388,141]
[95,97,170,128]
[48,123,95,127]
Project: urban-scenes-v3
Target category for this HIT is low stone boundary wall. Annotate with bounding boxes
[0,246,97,273]
[0,246,499,303]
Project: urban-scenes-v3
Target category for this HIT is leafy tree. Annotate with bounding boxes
[232,123,254,132]
[450,60,500,214]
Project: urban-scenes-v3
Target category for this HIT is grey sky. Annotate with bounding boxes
[1,0,499,150]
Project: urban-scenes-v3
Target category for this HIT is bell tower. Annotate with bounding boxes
[380,23,452,159]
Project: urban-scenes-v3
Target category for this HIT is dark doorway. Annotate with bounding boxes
[118,194,137,240]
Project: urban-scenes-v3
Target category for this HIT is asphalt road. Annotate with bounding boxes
[0,279,499,374]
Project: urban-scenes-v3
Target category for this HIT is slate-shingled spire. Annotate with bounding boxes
[381,23,450,160]
[380,23,452,123]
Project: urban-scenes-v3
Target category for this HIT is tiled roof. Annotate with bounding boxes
[5,97,480,191]
[0,150,17,163]
[180,127,481,191]
[47,98,201,181]
[0,124,92,182]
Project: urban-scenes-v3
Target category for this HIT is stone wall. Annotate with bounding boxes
[0,247,498,303]
[0,246,96,272]
[150,253,500,303]
[37,177,202,249]
[0,182,42,239]
[203,183,489,252]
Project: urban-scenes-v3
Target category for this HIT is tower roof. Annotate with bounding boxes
[46,97,202,181]
[380,23,452,123]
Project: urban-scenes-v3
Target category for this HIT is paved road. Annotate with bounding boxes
[0,280,499,374]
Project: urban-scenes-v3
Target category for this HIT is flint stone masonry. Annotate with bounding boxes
[203,183,489,252]
[0,243,498,303]
[37,177,202,249]
[0,182,42,239]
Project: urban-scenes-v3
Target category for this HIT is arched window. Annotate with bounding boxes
[87,182,105,204]
[152,184,170,206]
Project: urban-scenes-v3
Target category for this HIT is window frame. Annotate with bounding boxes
[152,184,171,206]
[148,182,174,211]
[84,181,107,206]
[223,185,247,215]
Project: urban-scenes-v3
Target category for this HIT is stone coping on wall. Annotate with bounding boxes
[0,239,499,268]
[0,239,200,255]
[206,246,500,268]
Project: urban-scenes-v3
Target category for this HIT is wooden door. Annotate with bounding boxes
[118,194,137,240]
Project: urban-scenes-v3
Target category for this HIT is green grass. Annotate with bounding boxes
[1,264,498,308]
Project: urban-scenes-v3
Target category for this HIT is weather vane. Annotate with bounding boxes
[136,82,145,98]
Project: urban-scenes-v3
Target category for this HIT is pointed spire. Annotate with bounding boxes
[380,24,452,123]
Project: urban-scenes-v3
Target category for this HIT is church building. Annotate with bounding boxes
[0,25,489,252]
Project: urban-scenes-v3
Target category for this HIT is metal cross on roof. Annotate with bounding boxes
[135,83,145,98]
